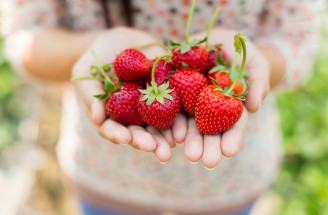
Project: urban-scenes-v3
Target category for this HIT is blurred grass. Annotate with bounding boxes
[0,37,22,150]
[273,12,328,215]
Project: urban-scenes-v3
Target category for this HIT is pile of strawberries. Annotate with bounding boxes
[74,0,248,135]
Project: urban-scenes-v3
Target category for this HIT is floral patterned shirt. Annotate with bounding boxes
[1,0,324,213]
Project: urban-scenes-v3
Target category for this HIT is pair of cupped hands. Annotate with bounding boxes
[72,27,270,169]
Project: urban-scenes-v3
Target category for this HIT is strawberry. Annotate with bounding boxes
[169,69,207,115]
[169,0,208,74]
[207,72,244,94]
[147,58,175,86]
[105,83,145,126]
[137,85,180,130]
[207,46,228,71]
[195,85,243,134]
[113,49,150,82]
[171,46,208,74]
[137,55,181,130]
[196,33,249,134]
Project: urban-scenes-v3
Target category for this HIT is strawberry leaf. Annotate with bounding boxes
[196,37,207,45]
[179,44,192,54]
[102,64,111,72]
[232,91,248,101]
[94,93,109,100]
[211,78,223,91]
[147,95,156,106]
[209,65,230,74]
[170,40,181,47]
[234,33,247,54]
[182,62,190,68]
[156,96,164,105]
[163,94,173,100]
[216,52,228,66]
[105,80,115,92]
[242,69,249,76]
[90,66,98,77]
[139,89,148,94]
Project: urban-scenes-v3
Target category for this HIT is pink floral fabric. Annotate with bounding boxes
[1,0,324,212]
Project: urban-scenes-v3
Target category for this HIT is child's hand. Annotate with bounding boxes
[184,28,270,169]
[72,27,187,163]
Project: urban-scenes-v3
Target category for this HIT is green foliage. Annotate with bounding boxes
[0,36,22,150]
[274,12,328,215]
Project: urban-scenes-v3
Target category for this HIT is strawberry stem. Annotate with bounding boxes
[91,49,112,83]
[185,0,196,44]
[227,35,247,95]
[71,76,105,82]
[134,41,164,51]
[151,54,171,95]
[230,54,239,73]
[206,7,221,48]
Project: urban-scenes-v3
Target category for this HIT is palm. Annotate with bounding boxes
[184,28,270,168]
[72,27,188,163]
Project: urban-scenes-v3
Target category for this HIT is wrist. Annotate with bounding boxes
[256,44,286,88]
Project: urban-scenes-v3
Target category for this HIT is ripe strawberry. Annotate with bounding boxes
[171,46,208,74]
[207,46,228,71]
[195,85,243,134]
[169,0,208,73]
[169,69,207,115]
[196,33,248,134]
[147,58,175,86]
[137,83,180,130]
[113,49,150,82]
[207,72,244,94]
[105,83,145,125]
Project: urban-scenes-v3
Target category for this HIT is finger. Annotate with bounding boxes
[99,119,132,144]
[245,60,270,113]
[221,109,249,158]
[128,125,157,152]
[161,129,176,148]
[172,112,188,144]
[73,79,107,125]
[202,134,222,169]
[147,126,172,163]
[184,117,203,163]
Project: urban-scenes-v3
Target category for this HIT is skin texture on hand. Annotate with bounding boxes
[72,27,188,163]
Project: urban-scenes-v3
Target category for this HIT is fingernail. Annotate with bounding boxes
[188,160,199,165]
[204,166,215,171]
[158,160,168,164]
[91,103,97,121]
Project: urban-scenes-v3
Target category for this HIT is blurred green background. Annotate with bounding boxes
[1,9,328,215]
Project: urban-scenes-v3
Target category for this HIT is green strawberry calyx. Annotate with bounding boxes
[139,54,174,105]
[71,50,121,100]
[139,82,174,105]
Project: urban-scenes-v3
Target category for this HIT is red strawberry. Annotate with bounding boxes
[137,83,180,130]
[207,46,228,71]
[147,59,175,86]
[207,72,244,94]
[195,85,243,134]
[113,49,150,82]
[105,83,145,125]
[196,33,249,134]
[169,69,208,115]
[171,46,208,74]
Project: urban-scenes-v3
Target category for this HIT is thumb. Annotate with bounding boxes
[73,79,107,126]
